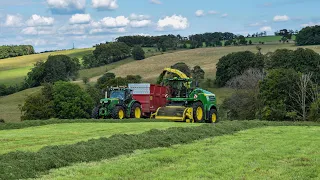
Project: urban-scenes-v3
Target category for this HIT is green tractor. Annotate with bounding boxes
[152,68,218,123]
[92,87,142,119]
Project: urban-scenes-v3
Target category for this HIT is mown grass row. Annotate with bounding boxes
[0,119,171,131]
[0,120,319,180]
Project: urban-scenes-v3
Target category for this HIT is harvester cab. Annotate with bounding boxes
[92,87,142,120]
[152,68,218,123]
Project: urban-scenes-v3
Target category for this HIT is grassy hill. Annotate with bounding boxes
[110,44,320,83]
[0,48,94,86]
[246,35,296,43]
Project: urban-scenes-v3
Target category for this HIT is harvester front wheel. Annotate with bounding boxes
[193,102,204,123]
[130,103,142,119]
[112,106,125,120]
[208,109,218,123]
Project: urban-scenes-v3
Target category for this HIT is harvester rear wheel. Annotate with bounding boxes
[208,109,218,123]
[91,106,100,119]
[130,103,142,119]
[112,106,125,120]
[193,102,204,123]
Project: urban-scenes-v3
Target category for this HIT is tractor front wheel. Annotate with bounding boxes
[112,106,125,120]
[130,103,142,119]
[91,106,100,119]
[192,102,204,123]
[208,109,218,123]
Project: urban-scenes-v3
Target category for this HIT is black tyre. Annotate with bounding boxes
[130,103,142,119]
[192,102,205,123]
[91,106,100,119]
[208,109,219,123]
[112,106,125,119]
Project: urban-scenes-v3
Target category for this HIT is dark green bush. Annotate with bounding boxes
[132,46,145,60]
[296,25,320,46]
[0,120,318,180]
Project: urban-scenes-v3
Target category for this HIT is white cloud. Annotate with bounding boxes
[21,27,55,35]
[195,10,205,17]
[26,14,54,26]
[150,0,161,4]
[69,14,91,24]
[92,0,118,10]
[300,22,320,27]
[4,14,23,27]
[97,16,130,28]
[58,24,88,35]
[273,15,290,22]
[46,0,85,14]
[130,20,152,28]
[157,15,189,30]
[89,27,126,34]
[208,10,218,15]
[221,13,228,18]
[129,13,150,20]
[260,26,272,32]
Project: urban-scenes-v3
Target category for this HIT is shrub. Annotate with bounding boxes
[82,77,89,84]
[0,119,4,123]
[53,82,94,119]
[309,99,320,121]
[21,82,94,120]
[82,53,98,68]
[132,46,145,60]
[215,51,264,87]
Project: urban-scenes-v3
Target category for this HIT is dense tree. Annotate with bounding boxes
[265,48,320,82]
[171,62,192,77]
[93,42,131,65]
[132,46,145,60]
[191,65,205,85]
[215,51,265,87]
[82,53,98,68]
[21,82,94,120]
[25,55,80,88]
[296,25,320,46]
[0,45,35,59]
[259,69,300,121]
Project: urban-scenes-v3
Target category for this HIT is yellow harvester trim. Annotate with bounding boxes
[162,68,191,88]
[151,106,194,122]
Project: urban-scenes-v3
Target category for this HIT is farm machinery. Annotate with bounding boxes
[93,68,218,123]
[151,68,218,123]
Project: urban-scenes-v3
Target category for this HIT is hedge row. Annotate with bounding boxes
[0,119,171,131]
[1,120,319,179]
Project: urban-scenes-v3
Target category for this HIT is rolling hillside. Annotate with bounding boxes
[109,44,320,82]
[0,48,94,85]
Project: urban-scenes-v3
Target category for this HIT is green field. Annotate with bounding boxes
[0,48,94,86]
[0,122,200,154]
[37,126,320,180]
[246,35,296,43]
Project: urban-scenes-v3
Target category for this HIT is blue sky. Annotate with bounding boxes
[0,0,319,52]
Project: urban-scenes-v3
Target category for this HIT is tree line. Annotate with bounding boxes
[0,45,35,59]
[215,48,320,121]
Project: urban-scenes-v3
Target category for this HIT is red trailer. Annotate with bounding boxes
[129,83,168,117]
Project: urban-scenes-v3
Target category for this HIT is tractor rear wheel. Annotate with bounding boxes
[192,102,204,123]
[130,103,142,119]
[112,106,125,120]
[91,106,100,119]
[208,109,218,123]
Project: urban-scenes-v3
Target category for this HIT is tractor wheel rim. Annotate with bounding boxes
[196,107,203,120]
[135,107,141,118]
[211,113,217,123]
[119,109,124,119]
